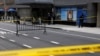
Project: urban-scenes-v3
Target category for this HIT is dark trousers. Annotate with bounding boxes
[78,20,83,28]
[48,17,51,24]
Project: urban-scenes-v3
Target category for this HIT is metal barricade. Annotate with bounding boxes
[16,18,46,35]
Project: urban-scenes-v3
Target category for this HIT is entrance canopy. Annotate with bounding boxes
[0,9,4,12]
[8,8,16,12]
[0,8,16,12]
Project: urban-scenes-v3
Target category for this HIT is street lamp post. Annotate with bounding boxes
[3,0,7,21]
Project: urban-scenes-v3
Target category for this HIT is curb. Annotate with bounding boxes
[45,26,100,35]
[45,27,63,30]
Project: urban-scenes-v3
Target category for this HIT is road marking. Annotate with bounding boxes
[50,41,60,44]
[0,28,26,36]
[33,37,40,39]
[0,28,16,33]
[22,34,28,36]
[49,30,100,40]
[9,39,16,42]
[23,44,32,48]
[0,31,13,35]
[0,31,7,34]
[0,36,6,38]
[86,37,100,40]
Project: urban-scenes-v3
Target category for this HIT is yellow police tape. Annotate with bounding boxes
[0,44,100,56]
[0,15,97,23]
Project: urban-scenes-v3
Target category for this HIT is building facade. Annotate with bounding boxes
[54,0,99,27]
[0,0,100,27]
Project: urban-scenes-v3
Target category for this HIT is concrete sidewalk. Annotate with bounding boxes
[46,24,100,35]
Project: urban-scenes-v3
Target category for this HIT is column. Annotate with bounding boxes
[87,3,97,23]
[97,3,100,27]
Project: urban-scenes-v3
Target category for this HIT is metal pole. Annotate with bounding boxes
[3,0,7,21]
[43,22,46,34]
[16,22,18,35]
[51,7,55,24]
[16,19,19,35]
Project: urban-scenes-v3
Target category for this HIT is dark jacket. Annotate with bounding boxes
[80,15,84,21]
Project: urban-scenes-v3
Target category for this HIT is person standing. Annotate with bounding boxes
[38,17,42,24]
[79,14,84,28]
[16,15,20,24]
[48,13,51,24]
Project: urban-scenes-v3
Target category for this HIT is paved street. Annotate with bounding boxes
[0,22,100,56]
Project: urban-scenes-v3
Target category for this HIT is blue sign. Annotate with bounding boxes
[61,10,67,20]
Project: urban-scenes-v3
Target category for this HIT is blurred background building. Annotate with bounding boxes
[0,0,100,27]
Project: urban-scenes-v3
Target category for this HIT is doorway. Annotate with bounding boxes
[32,8,52,21]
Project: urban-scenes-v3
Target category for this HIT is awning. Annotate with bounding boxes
[8,8,16,12]
[0,9,4,12]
